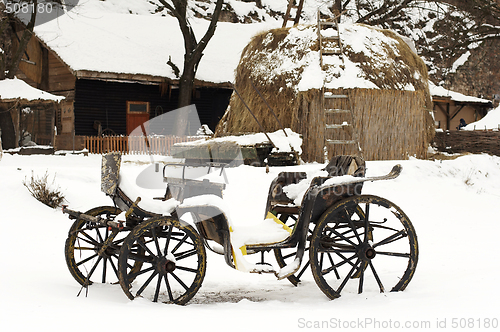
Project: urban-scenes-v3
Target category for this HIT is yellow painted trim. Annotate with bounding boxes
[266,211,293,234]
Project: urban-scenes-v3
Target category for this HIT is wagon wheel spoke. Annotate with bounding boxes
[376,251,411,258]
[152,227,162,257]
[137,237,157,257]
[358,263,365,294]
[164,274,173,302]
[328,227,358,247]
[76,231,100,247]
[136,271,159,298]
[170,271,189,291]
[86,255,104,281]
[274,212,313,286]
[108,256,119,280]
[128,266,156,280]
[175,265,199,273]
[171,234,189,254]
[163,225,173,256]
[65,206,141,286]
[369,261,385,292]
[310,195,418,300]
[102,257,108,283]
[336,258,361,294]
[363,203,370,243]
[75,253,99,266]
[296,260,310,279]
[153,274,163,302]
[175,248,198,261]
[373,230,407,248]
[344,207,363,244]
[118,217,206,305]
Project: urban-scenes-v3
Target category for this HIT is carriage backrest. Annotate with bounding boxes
[101,152,121,196]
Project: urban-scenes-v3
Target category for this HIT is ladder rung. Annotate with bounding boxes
[325,108,351,114]
[324,94,348,99]
[322,50,342,55]
[325,124,351,129]
[319,21,338,27]
[321,35,340,40]
[326,139,358,144]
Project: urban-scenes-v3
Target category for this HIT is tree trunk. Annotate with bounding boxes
[174,56,199,136]
[0,4,16,149]
[6,1,38,79]
[0,104,17,150]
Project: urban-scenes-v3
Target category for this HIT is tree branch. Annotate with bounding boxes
[6,0,38,79]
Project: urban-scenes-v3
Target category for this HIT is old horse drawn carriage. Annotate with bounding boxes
[63,150,418,304]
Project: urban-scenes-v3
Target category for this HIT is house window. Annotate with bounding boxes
[126,101,150,135]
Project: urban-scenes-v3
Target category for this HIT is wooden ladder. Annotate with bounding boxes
[317,12,362,159]
[282,0,305,28]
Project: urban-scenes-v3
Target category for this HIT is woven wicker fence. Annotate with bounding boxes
[433,130,500,157]
[85,136,201,155]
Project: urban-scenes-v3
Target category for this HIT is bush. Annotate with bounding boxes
[23,171,66,208]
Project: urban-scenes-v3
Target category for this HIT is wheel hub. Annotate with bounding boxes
[157,257,176,274]
[358,243,376,261]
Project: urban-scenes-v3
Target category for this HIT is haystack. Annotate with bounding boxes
[215,23,434,162]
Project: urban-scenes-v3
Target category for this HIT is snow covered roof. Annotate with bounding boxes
[32,1,279,85]
[240,23,429,92]
[0,78,65,102]
[429,82,491,104]
[464,105,500,130]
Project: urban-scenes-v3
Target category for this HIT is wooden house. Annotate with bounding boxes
[11,7,260,151]
[430,83,493,131]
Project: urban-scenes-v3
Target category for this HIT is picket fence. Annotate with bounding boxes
[84,135,201,155]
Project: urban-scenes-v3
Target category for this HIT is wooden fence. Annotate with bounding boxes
[84,135,202,155]
[433,130,500,157]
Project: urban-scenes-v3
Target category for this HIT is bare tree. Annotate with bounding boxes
[155,0,224,135]
[156,0,224,105]
[320,0,500,82]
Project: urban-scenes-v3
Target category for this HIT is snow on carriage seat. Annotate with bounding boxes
[117,162,180,215]
[230,212,292,273]
[178,194,292,273]
[281,168,329,205]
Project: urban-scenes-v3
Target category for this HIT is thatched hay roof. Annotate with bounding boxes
[216,23,434,162]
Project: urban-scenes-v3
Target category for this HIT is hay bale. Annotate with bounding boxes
[216,23,434,161]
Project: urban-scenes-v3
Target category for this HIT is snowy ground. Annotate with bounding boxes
[1,152,499,331]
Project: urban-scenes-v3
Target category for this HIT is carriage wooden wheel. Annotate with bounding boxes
[64,206,142,285]
[117,216,207,305]
[309,195,418,299]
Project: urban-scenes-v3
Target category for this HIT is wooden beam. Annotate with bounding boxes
[450,104,465,121]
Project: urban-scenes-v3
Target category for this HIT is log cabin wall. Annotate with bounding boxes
[73,79,231,137]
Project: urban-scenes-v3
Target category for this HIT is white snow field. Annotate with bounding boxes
[1,151,499,331]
